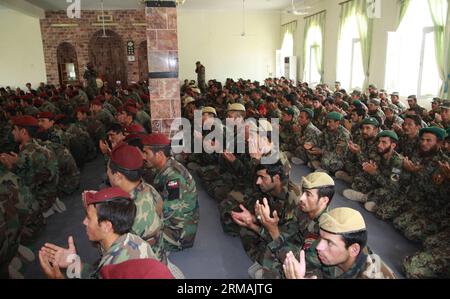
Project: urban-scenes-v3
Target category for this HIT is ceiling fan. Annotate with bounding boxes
[233,0,255,38]
[283,0,310,16]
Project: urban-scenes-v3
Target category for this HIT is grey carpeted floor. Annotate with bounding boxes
[24,156,420,279]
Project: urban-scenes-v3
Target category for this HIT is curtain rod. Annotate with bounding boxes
[304,9,326,19]
[281,20,298,27]
[339,0,353,5]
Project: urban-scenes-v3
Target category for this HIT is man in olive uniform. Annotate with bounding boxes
[390,92,407,114]
[292,108,322,166]
[83,62,98,100]
[90,99,115,129]
[283,207,396,279]
[396,115,422,159]
[279,107,297,157]
[141,133,200,252]
[407,95,427,118]
[36,112,64,144]
[195,61,206,93]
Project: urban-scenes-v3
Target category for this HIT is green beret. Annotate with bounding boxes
[283,107,295,116]
[361,117,380,127]
[377,130,399,141]
[326,112,343,121]
[419,127,447,141]
[352,100,362,107]
[301,108,314,119]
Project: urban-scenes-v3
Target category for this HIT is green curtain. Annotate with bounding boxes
[339,0,374,90]
[428,0,449,98]
[302,11,326,83]
[396,0,412,30]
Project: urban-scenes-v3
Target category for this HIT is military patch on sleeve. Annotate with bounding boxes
[166,179,180,201]
[391,168,401,182]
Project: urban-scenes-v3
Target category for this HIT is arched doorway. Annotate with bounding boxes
[88,30,127,87]
[57,42,79,87]
[138,41,149,82]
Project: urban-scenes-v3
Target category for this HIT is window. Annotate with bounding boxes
[385,0,443,98]
[281,32,294,59]
[304,25,322,85]
[336,14,365,90]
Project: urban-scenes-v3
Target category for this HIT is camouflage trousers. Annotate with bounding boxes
[321,152,345,173]
[197,166,234,203]
[393,208,446,243]
[294,146,318,164]
[162,204,200,252]
[218,189,260,237]
[239,227,268,265]
[403,230,450,278]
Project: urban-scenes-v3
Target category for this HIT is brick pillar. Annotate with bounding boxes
[146,1,181,136]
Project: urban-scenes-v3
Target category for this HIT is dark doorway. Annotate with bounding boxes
[88,30,127,86]
[138,40,149,83]
[57,42,80,87]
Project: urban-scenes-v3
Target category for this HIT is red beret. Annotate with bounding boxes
[141,133,170,146]
[83,187,131,207]
[110,142,143,170]
[124,134,144,143]
[22,94,33,100]
[91,100,103,106]
[75,106,89,114]
[34,99,44,107]
[37,111,54,120]
[38,93,48,98]
[124,123,145,134]
[125,105,138,115]
[140,94,150,103]
[50,96,60,102]
[54,114,66,122]
[12,116,39,127]
[117,106,125,113]
[94,95,105,102]
[100,259,174,279]
[125,99,137,107]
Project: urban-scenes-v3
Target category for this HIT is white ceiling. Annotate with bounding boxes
[24,0,304,11]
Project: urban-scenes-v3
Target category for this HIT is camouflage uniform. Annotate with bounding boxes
[279,120,297,153]
[319,125,351,173]
[93,109,115,129]
[397,134,420,159]
[0,122,16,153]
[293,122,322,164]
[402,229,450,278]
[261,208,329,279]
[393,101,407,114]
[393,150,449,242]
[239,180,301,265]
[37,140,80,196]
[152,158,199,252]
[344,136,379,179]
[107,96,123,110]
[129,181,166,263]
[64,123,98,168]
[383,115,404,131]
[39,101,61,115]
[23,105,39,116]
[368,109,386,126]
[82,233,157,279]
[312,107,327,131]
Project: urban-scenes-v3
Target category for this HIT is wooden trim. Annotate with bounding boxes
[281,20,298,27]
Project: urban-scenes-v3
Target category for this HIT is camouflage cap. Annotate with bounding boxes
[351,89,362,96]
[302,172,335,189]
[368,98,381,106]
[326,112,343,121]
[361,117,380,127]
[377,130,399,141]
[319,207,366,234]
[368,84,377,89]
[390,92,399,97]
[440,100,450,110]
[383,103,399,113]
[301,108,314,119]
[228,103,246,112]
[431,97,442,104]
[83,187,132,207]
[419,126,447,141]
[202,106,217,116]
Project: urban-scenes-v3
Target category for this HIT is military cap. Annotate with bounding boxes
[36,111,54,120]
[38,93,48,98]
[383,103,399,113]
[75,106,89,114]
[124,105,138,115]
[319,207,366,234]
[368,84,377,89]
[390,92,399,97]
[191,87,201,94]
[334,81,341,85]
[34,98,44,107]
[301,108,314,119]
[110,142,143,170]
[440,100,450,110]
[326,111,343,121]
[283,107,295,116]
[361,117,380,127]
[183,97,195,107]
[368,98,381,106]
[258,119,272,132]
[124,133,144,143]
[94,95,105,102]
[407,95,417,100]
[302,172,335,189]
[419,126,447,141]
[334,92,343,98]
[11,116,38,127]
[377,130,399,141]
[352,100,362,107]
[228,103,246,112]
[125,99,137,107]
[83,187,132,207]
[431,97,442,104]
[140,94,150,103]
[54,114,67,122]
[202,106,217,116]
[90,99,103,106]
[351,89,362,96]
[124,123,145,134]
[141,133,171,146]
[100,259,174,279]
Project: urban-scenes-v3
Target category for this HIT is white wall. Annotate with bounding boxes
[281,0,397,89]
[177,10,281,83]
[0,9,46,88]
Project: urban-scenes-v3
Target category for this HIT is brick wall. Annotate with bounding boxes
[40,10,147,86]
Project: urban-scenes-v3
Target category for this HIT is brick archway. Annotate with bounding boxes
[88,29,127,86]
[57,42,79,87]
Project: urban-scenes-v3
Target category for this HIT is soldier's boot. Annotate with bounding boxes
[248,262,263,279]
[18,245,35,263]
[187,162,201,173]
[343,189,368,203]
[8,257,24,279]
[364,201,378,213]
[290,157,305,165]
[335,171,354,184]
